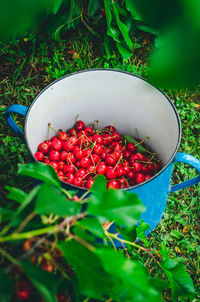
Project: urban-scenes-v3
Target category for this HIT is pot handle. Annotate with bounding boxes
[169,152,200,193]
[5,105,28,139]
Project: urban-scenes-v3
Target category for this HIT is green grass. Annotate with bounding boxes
[0,32,199,300]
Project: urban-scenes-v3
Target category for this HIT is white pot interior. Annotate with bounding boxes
[25,70,180,166]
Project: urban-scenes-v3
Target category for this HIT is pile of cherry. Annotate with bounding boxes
[34,120,161,189]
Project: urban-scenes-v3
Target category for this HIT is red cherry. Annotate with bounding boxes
[105,125,116,133]
[75,160,81,168]
[67,152,76,164]
[141,164,149,174]
[144,174,151,181]
[132,162,142,172]
[51,136,58,142]
[101,151,107,160]
[61,151,69,161]
[63,140,74,152]
[123,165,130,174]
[155,163,161,172]
[105,147,112,154]
[73,195,79,201]
[75,168,87,178]
[96,162,107,175]
[44,158,51,164]
[63,164,75,174]
[93,134,103,144]
[113,151,121,160]
[74,148,85,160]
[87,165,96,174]
[58,161,65,170]
[110,141,122,152]
[127,170,136,180]
[90,153,101,164]
[65,173,75,184]
[44,140,53,148]
[80,157,91,168]
[118,178,128,189]
[38,142,49,154]
[75,120,85,131]
[129,154,140,165]
[136,173,145,184]
[135,152,144,160]
[73,177,83,187]
[86,178,94,189]
[49,150,60,161]
[49,161,59,171]
[52,139,62,151]
[107,180,119,190]
[94,143,104,154]
[112,132,121,141]
[123,150,131,159]
[15,280,30,300]
[34,151,44,161]
[84,148,92,157]
[102,133,113,146]
[127,142,136,153]
[68,128,77,136]
[84,127,94,135]
[106,153,117,165]
[148,163,155,173]
[58,131,68,141]
[116,167,125,177]
[57,170,64,178]
[106,167,117,179]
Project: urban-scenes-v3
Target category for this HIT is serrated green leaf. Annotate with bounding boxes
[35,184,81,217]
[20,261,58,302]
[18,163,61,188]
[78,217,105,239]
[124,135,148,153]
[160,259,195,300]
[112,2,133,50]
[59,241,112,299]
[88,190,145,229]
[0,269,13,302]
[6,186,27,204]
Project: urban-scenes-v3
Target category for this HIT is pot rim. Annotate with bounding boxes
[24,68,182,191]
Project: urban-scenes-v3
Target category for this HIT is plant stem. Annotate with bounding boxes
[0,248,19,265]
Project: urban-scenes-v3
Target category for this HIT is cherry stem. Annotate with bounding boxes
[134,136,149,147]
[114,155,123,170]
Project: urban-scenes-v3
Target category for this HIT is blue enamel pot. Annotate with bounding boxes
[5,69,200,237]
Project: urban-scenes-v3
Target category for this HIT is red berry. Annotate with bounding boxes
[116,167,125,177]
[63,140,74,152]
[110,141,122,152]
[136,173,145,184]
[49,150,60,161]
[127,170,136,180]
[129,154,140,165]
[15,280,30,300]
[132,162,142,172]
[90,153,101,164]
[51,136,58,142]
[58,131,68,141]
[106,153,117,165]
[118,178,128,189]
[148,163,155,173]
[73,177,83,187]
[44,140,53,148]
[107,180,119,190]
[80,156,91,168]
[68,128,77,136]
[112,132,121,141]
[94,143,104,154]
[52,139,62,151]
[38,142,49,154]
[123,150,131,159]
[57,170,64,178]
[87,165,96,174]
[105,125,116,133]
[135,153,144,160]
[102,133,113,145]
[127,142,136,153]
[61,151,68,161]
[75,168,87,178]
[67,152,76,164]
[75,160,81,168]
[86,178,94,189]
[96,162,107,175]
[58,161,65,170]
[144,174,151,181]
[65,173,75,184]
[34,151,44,161]
[74,148,85,160]
[40,258,55,273]
[84,148,92,157]
[63,164,75,174]
[75,120,85,131]
[23,239,32,252]
[101,151,107,160]
[106,167,117,180]
[141,164,149,174]
[49,161,59,171]
[73,195,79,201]
[93,134,103,144]
[84,127,94,135]
[155,163,161,172]
[44,158,51,164]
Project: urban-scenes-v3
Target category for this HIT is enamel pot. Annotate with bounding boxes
[5,69,200,237]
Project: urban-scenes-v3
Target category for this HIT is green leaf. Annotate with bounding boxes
[104,0,120,42]
[20,261,58,302]
[88,0,102,17]
[104,34,113,59]
[89,175,106,195]
[35,184,81,217]
[125,0,136,18]
[6,186,27,204]
[124,135,148,153]
[88,189,145,229]
[78,217,105,239]
[136,220,150,247]
[51,0,64,14]
[0,207,14,223]
[112,2,133,50]
[0,269,13,302]
[59,241,112,299]
[160,259,195,300]
[116,42,132,59]
[18,163,61,188]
